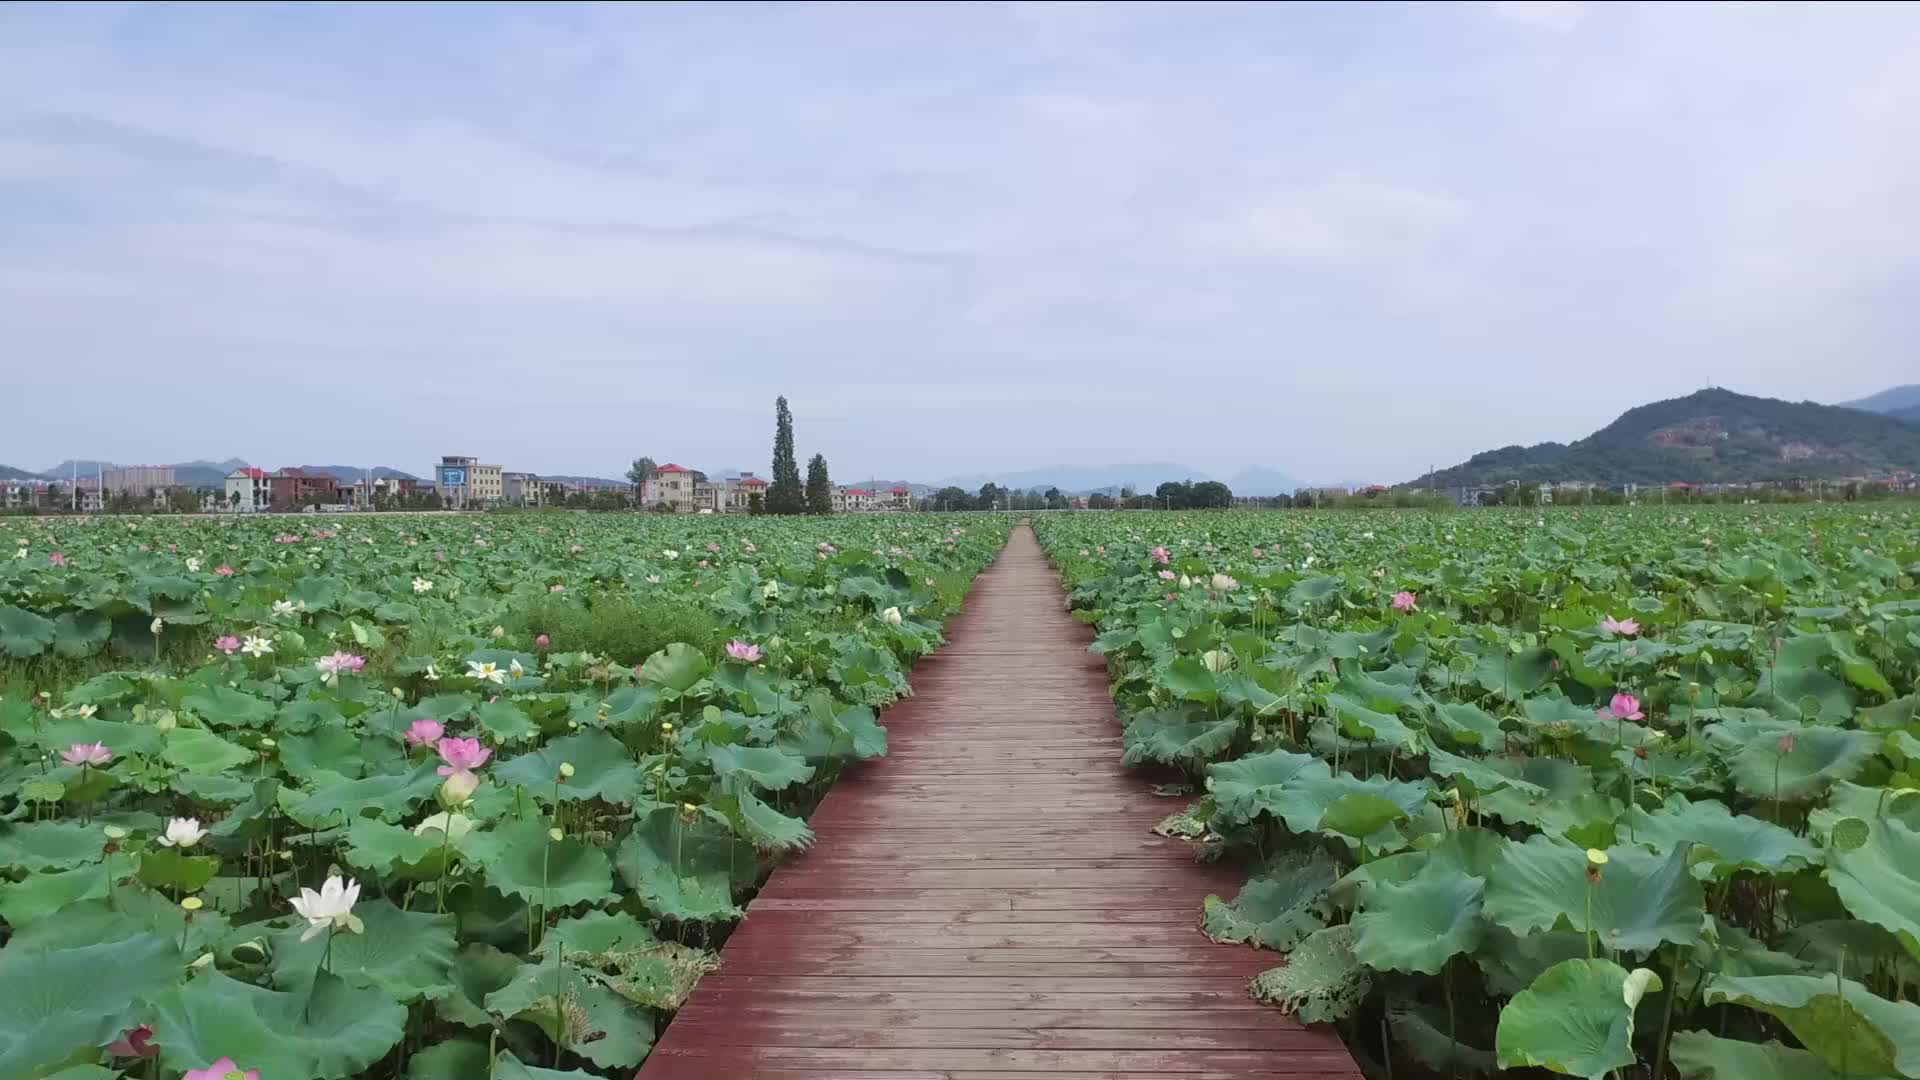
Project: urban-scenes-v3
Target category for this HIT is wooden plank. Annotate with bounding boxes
[635,526,1359,1080]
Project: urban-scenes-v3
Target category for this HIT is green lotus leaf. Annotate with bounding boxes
[495,730,644,804]
[1388,999,1497,1074]
[279,723,402,780]
[138,848,218,893]
[1350,866,1486,975]
[718,783,813,853]
[1120,709,1240,768]
[596,939,718,1011]
[1668,1030,1876,1080]
[1429,701,1508,748]
[0,821,104,872]
[1426,744,1544,800]
[1703,973,1920,1079]
[707,744,815,791]
[161,725,255,774]
[466,818,616,909]
[638,642,710,693]
[50,611,110,659]
[0,923,179,1077]
[1200,849,1337,951]
[1483,836,1704,952]
[1207,749,1329,827]
[181,686,275,729]
[1317,791,1411,845]
[1217,671,1283,715]
[1625,795,1819,877]
[0,604,57,658]
[1827,818,1920,965]
[544,909,660,960]
[484,958,653,1066]
[0,862,109,925]
[492,1052,605,1080]
[1496,958,1660,1079]
[1728,724,1877,800]
[284,762,442,827]
[1248,923,1370,1024]
[615,806,751,922]
[408,1038,492,1080]
[271,899,457,1001]
[150,969,407,1080]
[344,817,455,880]
[436,942,523,1028]
[1327,692,1415,746]
[475,699,539,744]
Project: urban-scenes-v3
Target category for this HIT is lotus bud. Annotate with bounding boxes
[491,626,505,639]
[181,896,203,911]
[438,769,481,809]
[548,827,564,841]
[191,951,215,970]
[559,762,575,779]
[103,825,128,840]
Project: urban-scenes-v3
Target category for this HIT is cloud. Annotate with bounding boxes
[1488,1,1587,32]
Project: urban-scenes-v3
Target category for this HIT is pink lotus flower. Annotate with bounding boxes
[62,742,111,766]
[1778,732,1796,755]
[569,543,584,553]
[107,1025,157,1058]
[404,718,444,748]
[315,652,366,678]
[436,736,492,776]
[1150,546,1170,565]
[725,639,763,663]
[48,552,66,567]
[1607,693,1644,722]
[1158,569,1176,581]
[535,633,550,649]
[707,543,721,553]
[1251,547,1264,558]
[1600,616,1640,637]
[548,583,566,592]
[184,1057,259,1080]
[215,635,241,655]
[273,534,300,544]
[1391,591,1418,612]
[214,565,235,576]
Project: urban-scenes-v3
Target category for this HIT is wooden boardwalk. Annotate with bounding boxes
[637,526,1360,1080]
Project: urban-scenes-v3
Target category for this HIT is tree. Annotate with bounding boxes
[932,486,970,511]
[1044,486,1068,510]
[228,490,241,511]
[1154,480,1192,509]
[748,491,765,515]
[1087,493,1115,509]
[625,457,656,498]
[768,396,805,514]
[1190,480,1233,508]
[805,454,833,514]
[977,483,1004,510]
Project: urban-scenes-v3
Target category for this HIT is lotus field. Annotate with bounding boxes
[1035,506,1920,1080]
[0,513,1005,1079]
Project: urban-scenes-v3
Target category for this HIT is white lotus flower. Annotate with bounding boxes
[157,817,207,849]
[1201,650,1231,674]
[880,606,903,626]
[1178,574,1193,589]
[645,574,661,584]
[186,557,201,572]
[468,660,507,685]
[11,548,22,560]
[761,581,780,599]
[149,617,164,635]
[661,549,679,560]
[424,663,441,681]
[272,600,301,618]
[290,874,363,942]
[1210,574,1238,592]
[240,635,273,657]
[412,577,433,594]
[508,658,524,679]
[413,812,474,842]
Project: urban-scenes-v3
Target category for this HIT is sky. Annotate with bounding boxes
[3,1,1918,486]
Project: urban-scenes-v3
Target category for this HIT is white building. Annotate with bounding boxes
[223,468,273,512]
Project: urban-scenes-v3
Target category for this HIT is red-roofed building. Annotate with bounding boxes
[883,485,912,512]
[223,467,273,513]
[268,468,341,512]
[642,464,696,511]
[833,487,876,512]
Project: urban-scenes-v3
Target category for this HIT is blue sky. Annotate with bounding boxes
[3,2,1917,484]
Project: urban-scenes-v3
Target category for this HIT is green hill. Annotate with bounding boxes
[1412,388,1920,488]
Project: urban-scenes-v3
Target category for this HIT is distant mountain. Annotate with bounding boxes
[935,462,1292,496]
[540,474,627,489]
[295,465,423,484]
[1840,385,1920,415]
[1890,404,1920,424]
[1412,388,1920,488]
[39,459,121,478]
[171,459,252,488]
[0,464,42,482]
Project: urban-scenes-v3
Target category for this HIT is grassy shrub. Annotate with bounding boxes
[514,591,722,666]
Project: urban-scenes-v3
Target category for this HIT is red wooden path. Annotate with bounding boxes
[637,526,1360,1080]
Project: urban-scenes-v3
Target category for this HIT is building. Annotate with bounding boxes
[502,472,543,507]
[881,485,912,512]
[734,474,768,510]
[437,456,504,509]
[102,465,176,496]
[643,464,697,512]
[2,482,53,510]
[833,487,876,513]
[268,468,340,511]
[223,468,273,512]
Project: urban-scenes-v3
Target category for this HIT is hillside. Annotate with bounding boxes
[1412,388,1920,488]
[935,462,1295,497]
[1841,385,1920,415]
[296,465,423,484]
[1890,404,1920,424]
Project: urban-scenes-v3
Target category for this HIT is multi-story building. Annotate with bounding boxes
[103,465,176,495]
[223,468,273,512]
[881,485,912,512]
[268,468,340,511]
[502,472,543,507]
[734,474,768,510]
[436,456,504,508]
[643,464,697,511]
[2,483,52,510]
[833,487,876,513]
